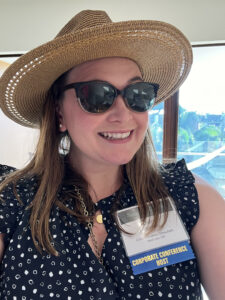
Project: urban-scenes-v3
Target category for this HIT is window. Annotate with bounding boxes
[150,44,225,199]
[149,101,164,161]
[178,45,225,198]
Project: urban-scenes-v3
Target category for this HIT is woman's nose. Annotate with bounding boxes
[106,94,133,122]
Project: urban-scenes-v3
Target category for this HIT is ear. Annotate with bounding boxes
[56,103,67,132]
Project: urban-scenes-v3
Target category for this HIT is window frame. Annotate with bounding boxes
[162,42,225,164]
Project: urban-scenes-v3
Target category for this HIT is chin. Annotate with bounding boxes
[104,154,135,166]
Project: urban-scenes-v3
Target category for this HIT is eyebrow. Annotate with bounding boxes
[128,76,143,84]
[66,76,144,87]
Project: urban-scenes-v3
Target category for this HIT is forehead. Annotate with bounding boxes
[65,57,142,83]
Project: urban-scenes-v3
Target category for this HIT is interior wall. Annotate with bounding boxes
[0,0,225,168]
[1,0,225,53]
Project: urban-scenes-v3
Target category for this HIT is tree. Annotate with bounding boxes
[194,125,222,141]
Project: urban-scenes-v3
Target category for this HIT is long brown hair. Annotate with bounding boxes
[0,71,169,256]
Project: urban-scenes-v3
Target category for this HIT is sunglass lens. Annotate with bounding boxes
[125,82,156,112]
[78,82,115,113]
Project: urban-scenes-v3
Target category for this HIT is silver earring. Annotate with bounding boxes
[59,133,71,156]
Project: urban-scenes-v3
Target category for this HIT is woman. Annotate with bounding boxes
[0,10,225,300]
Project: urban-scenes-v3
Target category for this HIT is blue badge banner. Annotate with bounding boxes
[130,240,195,275]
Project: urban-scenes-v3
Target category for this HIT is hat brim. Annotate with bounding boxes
[0,20,192,128]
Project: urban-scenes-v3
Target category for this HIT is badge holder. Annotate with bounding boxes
[116,200,195,275]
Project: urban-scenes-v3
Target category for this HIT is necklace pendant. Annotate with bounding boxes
[96,214,103,224]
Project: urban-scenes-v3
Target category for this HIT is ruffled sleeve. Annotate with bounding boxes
[161,159,200,234]
[0,164,16,177]
[0,166,25,247]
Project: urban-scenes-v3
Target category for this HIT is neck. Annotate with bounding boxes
[69,155,123,202]
[87,167,123,202]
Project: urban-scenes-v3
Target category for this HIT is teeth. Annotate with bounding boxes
[101,131,131,139]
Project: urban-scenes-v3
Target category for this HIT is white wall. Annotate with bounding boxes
[0,0,225,168]
[0,109,39,168]
[0,0,225,53]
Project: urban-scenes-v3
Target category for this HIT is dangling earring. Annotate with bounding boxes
[59,124,63,129]
[59,132,71,156]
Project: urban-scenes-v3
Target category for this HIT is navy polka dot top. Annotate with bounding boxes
[0,160,203,299]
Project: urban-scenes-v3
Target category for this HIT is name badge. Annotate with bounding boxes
[116,200,195,275]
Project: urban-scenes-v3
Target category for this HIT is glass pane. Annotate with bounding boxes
[149,101,164,162]
[178,45,225,198]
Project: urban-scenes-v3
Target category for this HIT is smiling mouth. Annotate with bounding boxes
[99,131,132,140]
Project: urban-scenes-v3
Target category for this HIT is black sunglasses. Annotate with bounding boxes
[61,80,159,113]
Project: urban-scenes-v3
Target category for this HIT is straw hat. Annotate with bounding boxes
[0,10,192,128]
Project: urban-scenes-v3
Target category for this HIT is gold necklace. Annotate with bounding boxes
[74,186,103,264]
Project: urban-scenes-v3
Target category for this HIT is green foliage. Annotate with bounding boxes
[179,110,200,132]
[194,125,222,141]
[151,106,224,153]
[178,128,194,151]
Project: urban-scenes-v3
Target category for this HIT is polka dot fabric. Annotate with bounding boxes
[0,164,15,177]
[0,160,203,299]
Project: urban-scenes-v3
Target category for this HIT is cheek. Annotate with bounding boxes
[67,113,90,136]
[137,112,149,131]
[61,97,103,131]
[64,107,101,139]
[61,99,85,130]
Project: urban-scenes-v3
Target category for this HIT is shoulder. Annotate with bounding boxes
[0,170,38,207]
[193,173,225,221]
[0,172,38,244]
[161,158,195,186]
[192,173,225,242]
[191,174,225,298]
[0,164,16,178]
[161,159,199,233]
[192,173,225,236]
